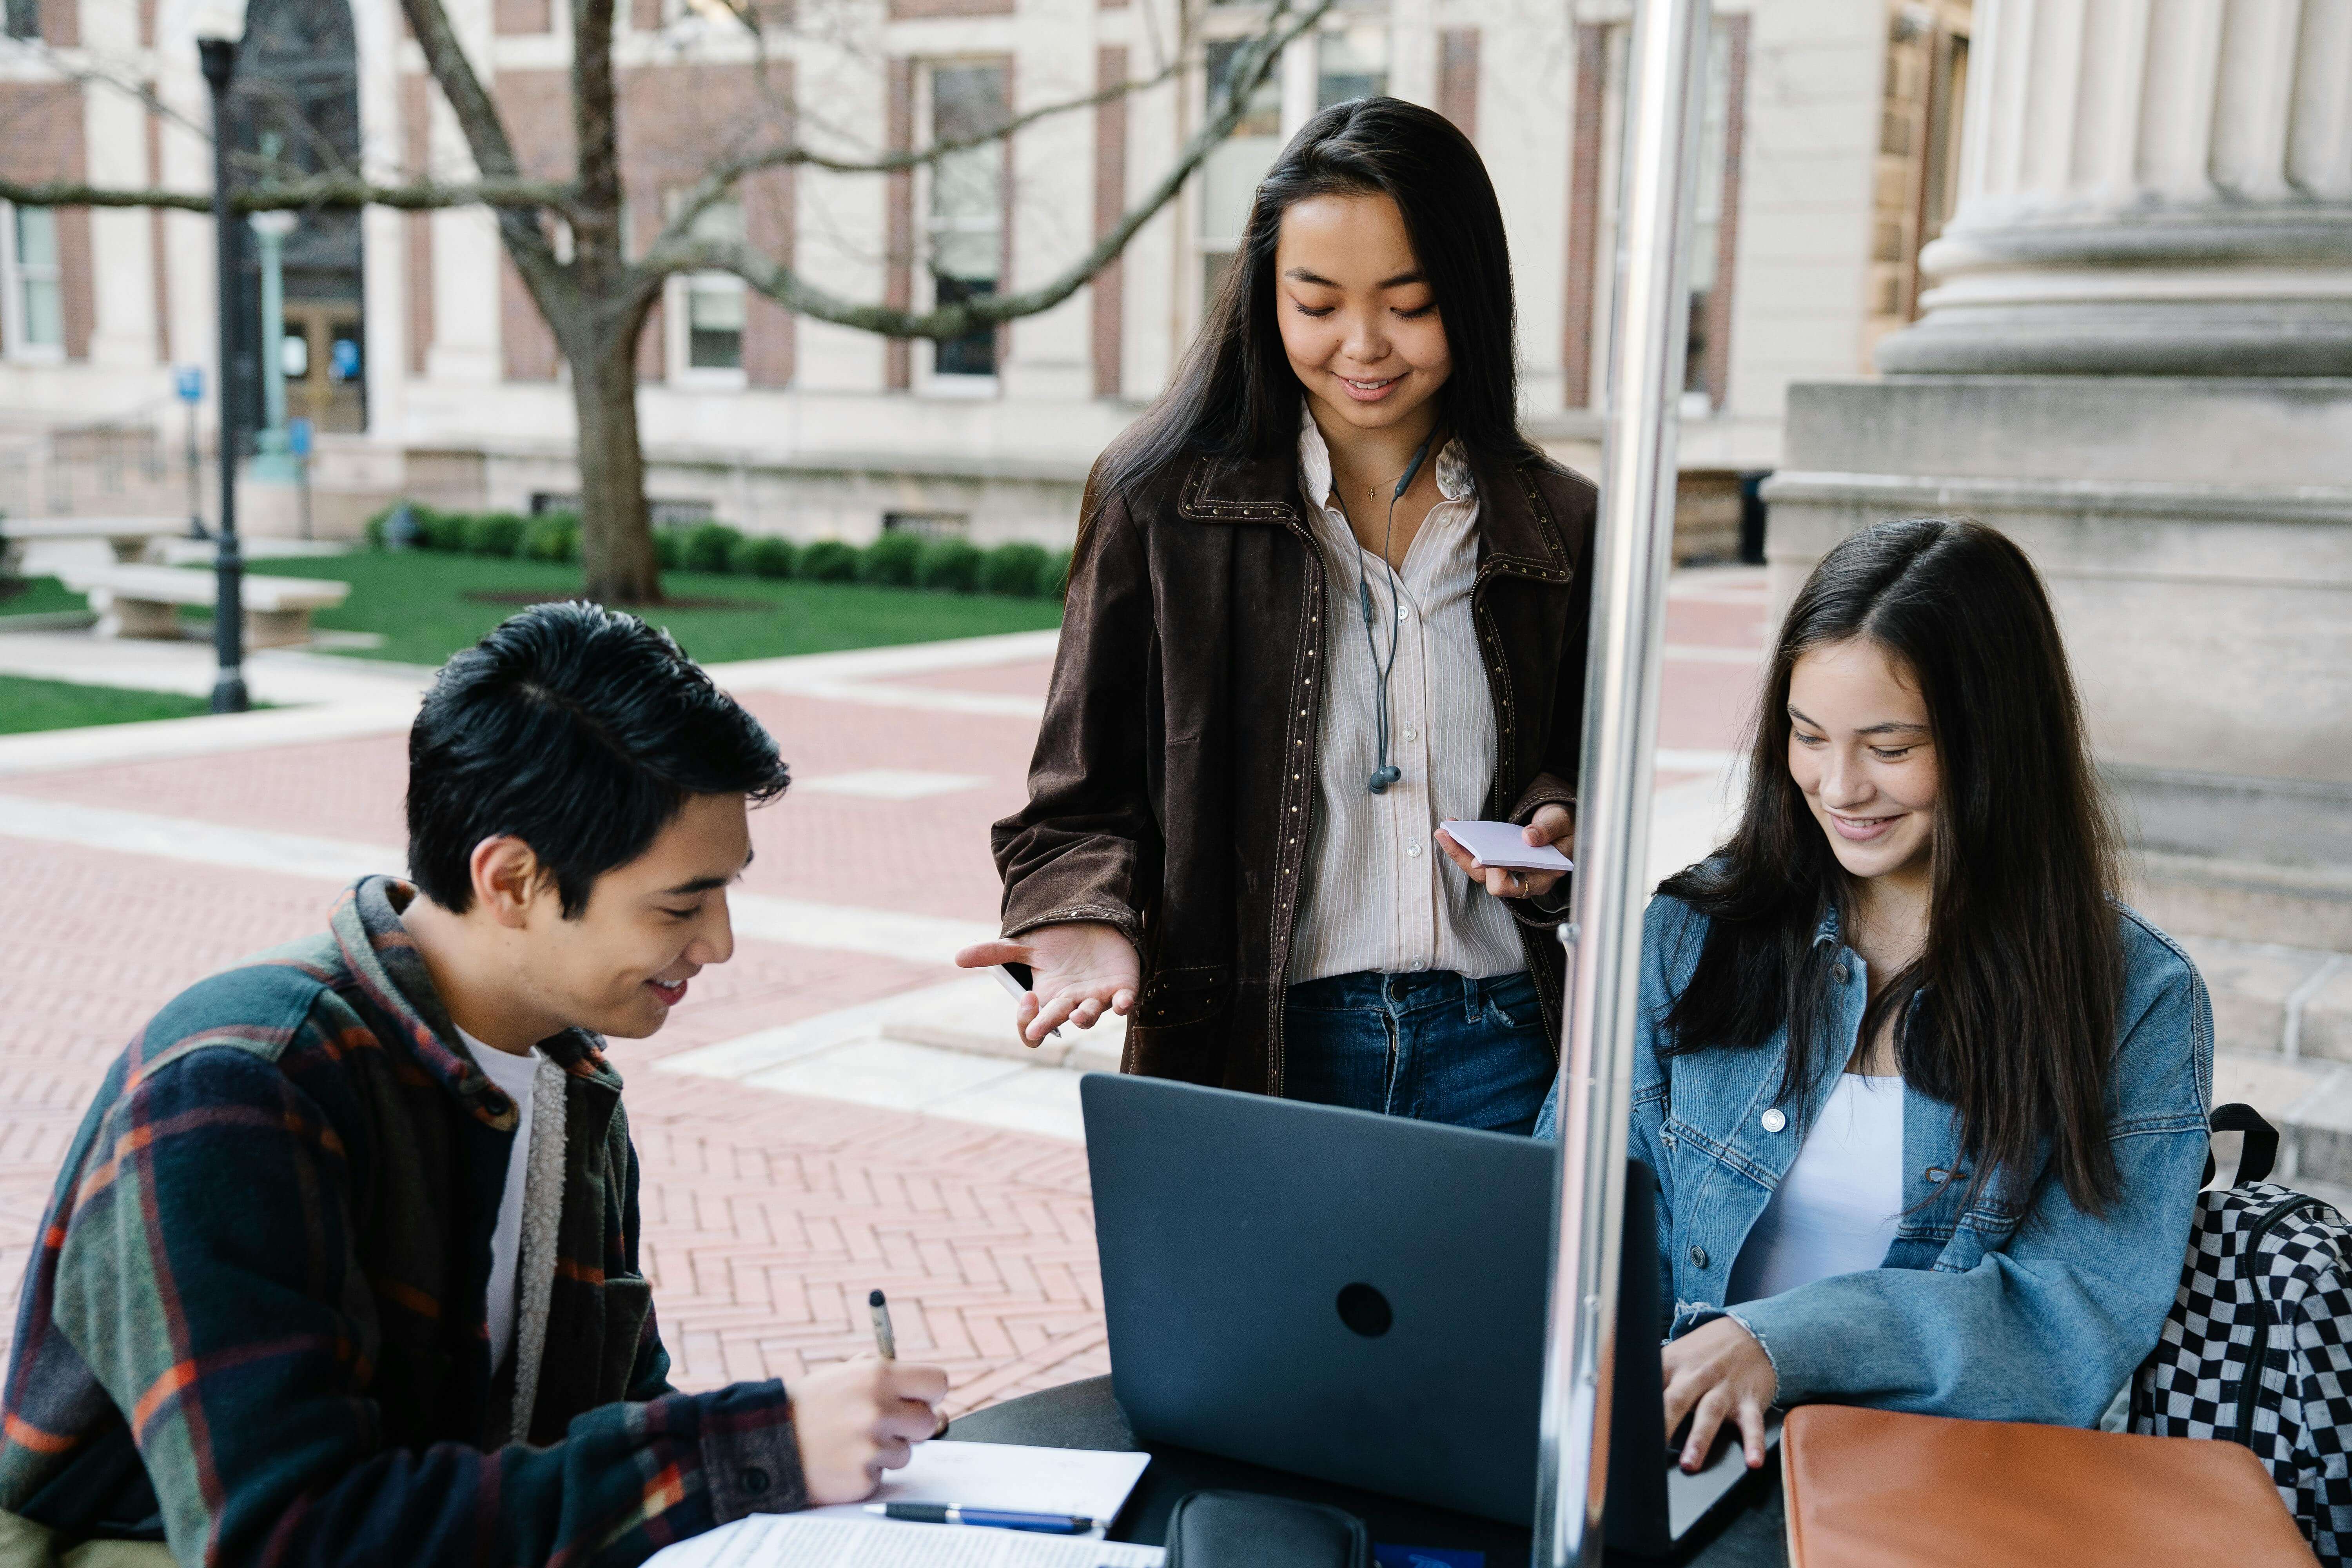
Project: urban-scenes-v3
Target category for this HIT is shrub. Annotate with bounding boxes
[465,513,526,557]
[653,527,684,570]
[1044,548,1074,600]
[683,522,743,574]
[799,539,860,581]
[861,530,923,586]
[735,535,797,579]
[916,537,983,593]
[979,541,1050,597]
[420,508,470,552]
[521,512,579,563]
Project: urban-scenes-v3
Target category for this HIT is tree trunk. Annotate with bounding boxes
[570,317,662,605]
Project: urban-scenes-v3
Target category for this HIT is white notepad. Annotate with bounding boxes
[1437,818,1575,874]
[643,1443,1158,1566]
[646,1515,1164,1568]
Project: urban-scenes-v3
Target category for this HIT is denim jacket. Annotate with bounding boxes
[1567,892,2212,1428]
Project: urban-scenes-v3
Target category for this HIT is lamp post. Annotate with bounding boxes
[196,11,248,713]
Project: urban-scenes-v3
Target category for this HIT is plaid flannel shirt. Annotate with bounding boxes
[0,876,805,1565]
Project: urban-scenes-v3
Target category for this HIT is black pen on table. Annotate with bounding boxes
[866,1503,1095,1535]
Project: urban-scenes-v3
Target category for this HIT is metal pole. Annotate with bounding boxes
[1532,1,1712,1563]
[200,36,248,714]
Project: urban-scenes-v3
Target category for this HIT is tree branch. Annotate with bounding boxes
[651,38,1195,258]
[399,0,528,182]
[0,173,572,213]
[656,0,1334,339]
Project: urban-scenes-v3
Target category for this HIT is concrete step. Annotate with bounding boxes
[2175,933,2352,1061]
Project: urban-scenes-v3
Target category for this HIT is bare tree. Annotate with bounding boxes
[0,0,1329,602]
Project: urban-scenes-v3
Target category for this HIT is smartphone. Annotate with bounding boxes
[993,963,1062,1040]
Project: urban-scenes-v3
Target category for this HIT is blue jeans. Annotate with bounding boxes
[1281,969,1555,1134]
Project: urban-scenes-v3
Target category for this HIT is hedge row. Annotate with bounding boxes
[366,504,1069,598]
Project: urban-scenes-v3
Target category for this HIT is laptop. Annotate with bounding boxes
[1081,1073,1772,1545]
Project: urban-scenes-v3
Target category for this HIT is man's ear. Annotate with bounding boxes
[468,835,551,927]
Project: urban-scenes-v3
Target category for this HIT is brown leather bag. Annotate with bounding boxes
[1781,1405,2317,1567]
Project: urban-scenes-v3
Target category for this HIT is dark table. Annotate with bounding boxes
[947,1376,1787,1567]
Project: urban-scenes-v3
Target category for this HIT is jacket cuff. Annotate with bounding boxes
[1508,778,1577,827]
[1002,902,1144,947]
[1715,1300,1802,1409]
[697,1380,808,1523]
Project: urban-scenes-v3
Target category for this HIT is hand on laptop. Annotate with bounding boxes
[1661,1317,1776,1473]
[791,1357,951,1504]
[956,923,1141,1046]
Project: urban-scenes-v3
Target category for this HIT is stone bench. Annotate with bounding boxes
[1,517,188,578]
[56,564,351,649]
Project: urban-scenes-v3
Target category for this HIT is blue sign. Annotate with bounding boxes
[174,366,204,402]
[329,338,361,382]
[287,417,314,458]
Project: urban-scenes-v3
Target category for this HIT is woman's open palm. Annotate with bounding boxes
[955,922,1141,1047]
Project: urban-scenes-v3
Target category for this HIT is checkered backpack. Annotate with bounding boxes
[2131,1103,2352,1563]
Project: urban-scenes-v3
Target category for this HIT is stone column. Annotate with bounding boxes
[1763,0,2352,955]
[1880,0,2352,376]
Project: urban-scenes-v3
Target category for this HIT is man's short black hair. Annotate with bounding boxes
[407,601,789,917]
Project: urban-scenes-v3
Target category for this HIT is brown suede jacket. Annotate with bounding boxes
[992,441,1599,1095]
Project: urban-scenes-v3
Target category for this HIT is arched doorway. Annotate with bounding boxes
[229,0,365,446]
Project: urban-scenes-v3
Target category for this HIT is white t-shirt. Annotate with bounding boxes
[1725,1073,1905,1306]
[459,1028,541,1373]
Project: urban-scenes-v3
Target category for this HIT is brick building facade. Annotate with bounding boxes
[0,0,1969,547]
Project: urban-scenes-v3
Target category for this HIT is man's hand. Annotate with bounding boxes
[1435,804,1576,902]
[1660,1317,1775,1472]
[955,922,1142,1047]
[790,1357,951,1505]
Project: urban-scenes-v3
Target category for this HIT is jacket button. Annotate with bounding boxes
[1689,1245,1709,1270]
[1831,963,1851,984]
[1760,1108,1787,1133]
[740,1466,770,1495]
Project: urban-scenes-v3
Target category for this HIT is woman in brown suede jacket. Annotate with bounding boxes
[956,98,1597,1132]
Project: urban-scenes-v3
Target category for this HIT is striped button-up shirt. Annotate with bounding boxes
[1290,414,1526,983]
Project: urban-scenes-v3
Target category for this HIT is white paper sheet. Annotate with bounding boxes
[802,1442,1152,1539]
[643,1515,1165,1568]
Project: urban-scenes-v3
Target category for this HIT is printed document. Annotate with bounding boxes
[643,1515,1165,1568]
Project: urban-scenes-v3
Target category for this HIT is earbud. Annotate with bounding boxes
[1368,765,1402,794]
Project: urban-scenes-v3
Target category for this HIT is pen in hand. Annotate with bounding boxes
[869,1289,896,1361]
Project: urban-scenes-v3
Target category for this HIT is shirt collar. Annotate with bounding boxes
[1296,407,1474,514]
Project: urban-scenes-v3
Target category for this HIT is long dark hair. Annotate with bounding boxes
[1661,518,2125,1213]
[1079,96,1538,552]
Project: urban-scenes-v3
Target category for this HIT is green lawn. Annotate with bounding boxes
[0,575,91,619]
[240,551,1065,668]
[0,673,218,735]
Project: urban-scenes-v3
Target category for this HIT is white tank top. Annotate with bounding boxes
[1725,1073,1905,1305]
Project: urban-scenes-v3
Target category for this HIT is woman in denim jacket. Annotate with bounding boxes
[1543,517,2211,1474]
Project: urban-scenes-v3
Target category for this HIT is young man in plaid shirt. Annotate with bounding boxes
[0,603,946,1565]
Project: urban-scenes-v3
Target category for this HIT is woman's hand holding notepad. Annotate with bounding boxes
[1436,819,1576,873]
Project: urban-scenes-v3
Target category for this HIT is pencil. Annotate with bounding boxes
[869,1288,897,1360]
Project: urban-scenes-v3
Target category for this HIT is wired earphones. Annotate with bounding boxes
[1348,432,1433,795]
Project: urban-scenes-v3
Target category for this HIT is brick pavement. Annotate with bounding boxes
[0,570,1766,1424]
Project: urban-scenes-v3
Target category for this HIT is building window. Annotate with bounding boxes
[1195,24,1387,314]
[883,510,968,539]
[4,0,39,40]
[667,197,747,381]
[1593,20,1738,414]
[1198,38,1285,312]
[2,204,64,361]
[926,63,1007,383]
[1315,24,1387,110]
